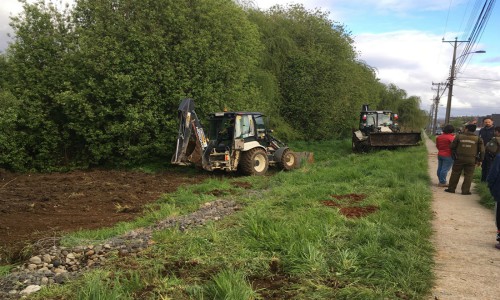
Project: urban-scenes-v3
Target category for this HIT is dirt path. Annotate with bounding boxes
[426,135,500,299]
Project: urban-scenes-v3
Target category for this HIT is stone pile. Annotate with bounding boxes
[0,200,241,299]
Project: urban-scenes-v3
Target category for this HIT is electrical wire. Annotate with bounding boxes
[457,76,500,82]
[443,0,454,39]
[456,0,496,73]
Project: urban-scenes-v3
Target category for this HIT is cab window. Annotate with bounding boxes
[235,115,255,138]
[254,115,266,138]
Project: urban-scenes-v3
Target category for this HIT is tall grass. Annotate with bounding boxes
[31,140,434,299]
[474,169,496,209]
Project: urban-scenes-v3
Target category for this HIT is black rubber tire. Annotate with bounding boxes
[279,148,296,170]
[240,148,269,176]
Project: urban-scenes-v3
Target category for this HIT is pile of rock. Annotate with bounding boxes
[0,199,241,299]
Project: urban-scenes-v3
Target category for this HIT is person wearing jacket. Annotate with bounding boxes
[487,151,500,248]
[435,125,455,187]
[445,124,485,195]
[479,117,495,182]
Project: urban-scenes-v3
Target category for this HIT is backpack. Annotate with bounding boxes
[486,137,499,155]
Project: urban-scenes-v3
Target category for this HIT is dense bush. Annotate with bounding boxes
[0,0,427,171]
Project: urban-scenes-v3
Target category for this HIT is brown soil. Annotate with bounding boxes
[0,168,210,262]
[321,193,378,218]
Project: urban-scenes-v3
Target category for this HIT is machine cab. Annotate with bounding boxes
[207,112,268,151]
[359,110,399,133]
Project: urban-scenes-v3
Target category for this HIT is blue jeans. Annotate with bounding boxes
[437,155,454,184]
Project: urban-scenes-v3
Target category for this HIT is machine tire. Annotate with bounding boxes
[279,148,296,170]
[352,138,367,153]
[240,148,269,176]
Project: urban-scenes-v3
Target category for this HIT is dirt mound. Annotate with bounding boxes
[0,169,209,262]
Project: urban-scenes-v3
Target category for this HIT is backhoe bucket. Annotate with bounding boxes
[368,132,422,147]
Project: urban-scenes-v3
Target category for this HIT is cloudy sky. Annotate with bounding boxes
[1,0,499,119]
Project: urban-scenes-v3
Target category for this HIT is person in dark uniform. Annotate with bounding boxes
[445,124,485,195]
[479,117,495,182]
[486,149,500,248]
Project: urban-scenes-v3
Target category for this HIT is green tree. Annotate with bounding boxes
[249,4,381,140]
[3,0,263,170]
[7,0,73,170]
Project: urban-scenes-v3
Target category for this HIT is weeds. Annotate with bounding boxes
[204,269,258,300]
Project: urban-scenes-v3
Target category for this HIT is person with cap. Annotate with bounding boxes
[445,124,485,195]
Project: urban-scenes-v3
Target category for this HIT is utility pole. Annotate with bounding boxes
[443,38,469,125]
[428,103,435,134]
[431,82,446,135]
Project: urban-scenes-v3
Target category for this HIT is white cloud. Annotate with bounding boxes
[354,30,500,117]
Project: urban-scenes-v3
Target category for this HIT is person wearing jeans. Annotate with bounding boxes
[436,125,455,187]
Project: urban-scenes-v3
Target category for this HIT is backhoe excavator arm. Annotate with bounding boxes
[171,98,208,166]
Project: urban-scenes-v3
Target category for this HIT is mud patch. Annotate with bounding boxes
[231,181,253,189]
[0,168,210,262]
[330,193,367,203]
[322,194,378,218]
[339,205,379,218]
[250,274,299,300]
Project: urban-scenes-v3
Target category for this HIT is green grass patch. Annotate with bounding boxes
[33,140,434,300]
[0,265,11,276]
[474,170,496,209]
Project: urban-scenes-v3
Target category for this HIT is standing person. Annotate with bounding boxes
[486,150,500,248]
[436,125,455,187]
[445,124,485,195]
[485,126,500,159]
[479,117,495,181]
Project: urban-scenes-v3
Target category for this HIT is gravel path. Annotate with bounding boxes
[426,135,500,299]
[0,200,241,299]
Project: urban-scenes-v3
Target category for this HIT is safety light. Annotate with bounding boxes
[393,114,398,120]
[362,114,367,120]
[225,153,229,161]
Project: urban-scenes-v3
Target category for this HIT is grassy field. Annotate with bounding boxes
[29,140,434,300]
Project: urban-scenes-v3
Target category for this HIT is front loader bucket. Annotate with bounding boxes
[293,152,314,167]
[369,132,422,147]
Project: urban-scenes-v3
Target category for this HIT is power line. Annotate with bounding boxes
[452,83,495,95]
[440,0,497,124]
[457,76,500,82]
[443,0,453,38]
[457,0,496,73]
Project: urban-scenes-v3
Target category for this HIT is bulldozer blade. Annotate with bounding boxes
[369,132,422,147]
[293,152,314,167]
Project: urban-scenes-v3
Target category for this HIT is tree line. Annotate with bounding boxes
[0,0,427,171]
